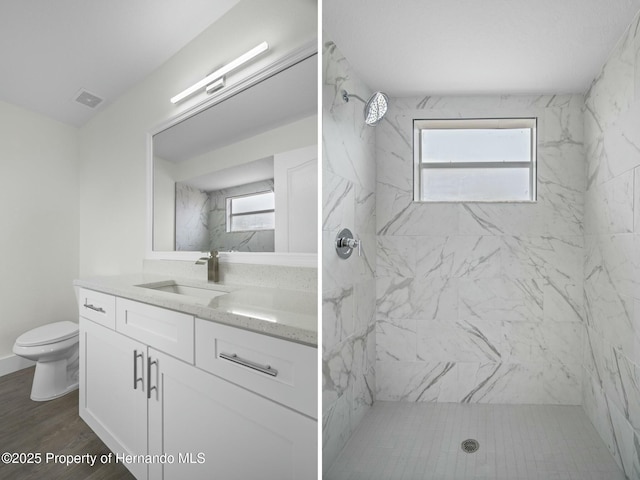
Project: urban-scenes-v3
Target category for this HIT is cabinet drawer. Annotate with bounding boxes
[195,320,317,418]
[78,288,116,329]
[116,298,194,363]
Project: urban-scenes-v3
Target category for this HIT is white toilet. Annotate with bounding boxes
[13,321,79,401]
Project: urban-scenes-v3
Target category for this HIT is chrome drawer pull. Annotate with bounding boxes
[133,350,144,390]
[219,352,278,377]
[147,358,158,400]
[83,303,105,313]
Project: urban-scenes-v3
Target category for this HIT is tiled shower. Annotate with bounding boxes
[323,8,640,478]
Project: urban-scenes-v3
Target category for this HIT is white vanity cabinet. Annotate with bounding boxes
[147,348,316,480]
[77,288,317,480]
[79,317,148,480]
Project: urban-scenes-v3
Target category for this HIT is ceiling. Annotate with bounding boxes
[0,0,240,127]
[184,157,274,192]
[6,1,635,127]
[323,0,640,96]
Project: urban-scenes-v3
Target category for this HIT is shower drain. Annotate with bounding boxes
[461,439,479,453]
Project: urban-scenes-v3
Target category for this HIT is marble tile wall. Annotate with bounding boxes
[175,180,275,253]
[207,180,275,252]
[322,39,377,471]
[582,11,640,478]
[175,182,209,251]
[376,94,586,405]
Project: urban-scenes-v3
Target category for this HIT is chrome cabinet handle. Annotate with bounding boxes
[219,352,278,377]
[133,350,144,390]
[147,357,158,400]
[83,303,105,313]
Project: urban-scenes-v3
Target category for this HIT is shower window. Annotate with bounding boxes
[226,190,275,232]
[413,118,537,202]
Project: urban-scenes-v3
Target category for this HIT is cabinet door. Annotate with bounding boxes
[79,318,148,480]
[148,348,317,480]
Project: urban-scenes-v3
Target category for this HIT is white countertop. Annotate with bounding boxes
[74,274,317,347]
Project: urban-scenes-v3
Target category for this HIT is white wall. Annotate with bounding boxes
[0,99,79,358]
[153,156,177,251]
[78,0,317,277]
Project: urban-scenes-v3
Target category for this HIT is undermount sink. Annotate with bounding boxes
[136,281,229,304]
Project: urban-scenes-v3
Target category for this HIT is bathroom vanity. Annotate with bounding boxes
[74,275,317,480]
[75,36,321,480]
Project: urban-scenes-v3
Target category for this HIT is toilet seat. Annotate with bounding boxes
[15,321,78,347]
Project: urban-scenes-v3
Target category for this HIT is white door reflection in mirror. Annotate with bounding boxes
[274,145,318,253]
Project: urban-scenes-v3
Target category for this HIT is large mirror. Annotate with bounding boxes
[151,49,318,260]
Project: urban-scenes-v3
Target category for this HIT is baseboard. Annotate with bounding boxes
[0,354,35,377]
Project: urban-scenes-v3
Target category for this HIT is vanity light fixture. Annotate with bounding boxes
[170,41,269,104]
[205,77,225,95]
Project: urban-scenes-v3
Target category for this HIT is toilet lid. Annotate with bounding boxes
[15,321,78,347]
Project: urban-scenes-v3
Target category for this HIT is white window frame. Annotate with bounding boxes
[413,118,537,203]
[225,190,275,233]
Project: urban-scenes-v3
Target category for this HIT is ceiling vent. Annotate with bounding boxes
[73,89,104,109]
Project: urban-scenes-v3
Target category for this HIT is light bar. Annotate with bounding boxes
[205,77,225,95]
[170,41,269,104]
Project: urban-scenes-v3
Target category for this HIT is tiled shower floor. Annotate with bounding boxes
[325,402,626,480]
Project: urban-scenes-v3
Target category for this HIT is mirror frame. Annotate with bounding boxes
[146,40,318,268]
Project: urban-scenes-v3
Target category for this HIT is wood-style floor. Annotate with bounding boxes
[0,367,135,480]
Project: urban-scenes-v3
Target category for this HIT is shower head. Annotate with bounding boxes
[342,90,389,126]
[363,91,389,126]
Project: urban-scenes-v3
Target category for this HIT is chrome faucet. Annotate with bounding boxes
[196,250,219,283]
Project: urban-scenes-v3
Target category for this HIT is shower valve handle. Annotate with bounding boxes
[337,236,360,255]
[335,228,361,259]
